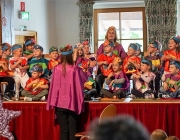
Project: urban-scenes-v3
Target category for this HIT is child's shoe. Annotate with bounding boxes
[24,97,32,102]
[40,96,46,101]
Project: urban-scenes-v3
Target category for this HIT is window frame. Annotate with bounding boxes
[94,7,147,53]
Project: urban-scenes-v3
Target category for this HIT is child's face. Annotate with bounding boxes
[104,45,112,53]
[4,49,11,56]
[78,48,83,56]
[140,63,150,72]
[49,51,59,60]
[83,45,90,55]
[32,71,41,79]
[168,39,178,50]
[26,45,34,52]
[33,49,42,58]
[148,44,157,53]
[127,47,136,56]
[169,64,179,74]
[112,62,121,72]
[14,48,22,57]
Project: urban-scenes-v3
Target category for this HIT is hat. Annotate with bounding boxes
[2,43,11,51]
[170,60,180,69]
[30,64,43,73]
[104,40,114,47]
[171,36,180,44]
[11,44,22,51]
[113,57,122,64]
[49,46,58,53]
[129,43,138,51]
[141,59,152,66]
[34,44,43,52]
[82,40,89,45]
[135,43,142,50]
[60,44,73,55]
[24,39,35,46]
[74,43,83,49]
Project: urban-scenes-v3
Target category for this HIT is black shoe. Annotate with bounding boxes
[3,93,12,101]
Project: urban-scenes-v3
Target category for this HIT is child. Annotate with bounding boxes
[166,136,179,140]
[159,60,180,98]
[96,40,117,94]
[144,41,162,97]
[23,38,35,60]
[131,59,156,99]
[9,44,29,101]
[151,129,168,140]
[123,43,141,77]
[47,45,84,140]
[28,44,49,78]
[2,43,11,59]
[136,43,142,58]
[48,46,60,72]
[101,57,129,98]
[22,64,48,101]
[161,36,180,81]
[0,43,15,101]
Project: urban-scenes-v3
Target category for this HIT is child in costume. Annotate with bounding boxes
[144,41,162,97]
[123,43,141,78]
[0,43,15,101]
[22,64,48,101]
[161,36,180,81]
[96,40,117,95]
[28,44,49,78]
[159,60,180,98]
[131,59,156,99]
[48,46,60,73]
[9,44,29,100]
[47,45,84,140]
[101,57,129,98]
[23,38,35,60]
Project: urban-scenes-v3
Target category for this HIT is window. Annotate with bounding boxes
[94,7,147,53]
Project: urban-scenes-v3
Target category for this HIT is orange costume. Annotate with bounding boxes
[98,53,117,76]
[163,50,180,72]
[24,78,48,95]
[48,59,60,70]
[123,56,141,74]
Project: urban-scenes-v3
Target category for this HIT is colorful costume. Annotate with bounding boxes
[0,58,8,76]
[48,59,60,71]
[123,56,141,74]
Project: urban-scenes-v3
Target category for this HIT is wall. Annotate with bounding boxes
[14,0,56,53]
[55,0,79,47]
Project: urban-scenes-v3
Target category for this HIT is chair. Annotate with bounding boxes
[75,104,117,139]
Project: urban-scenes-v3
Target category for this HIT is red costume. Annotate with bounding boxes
[48,59,60,70]
[24,78,48,95]
[98,53,117,76]
[123,56,141,74]
[0,58,8,76]
[163,50,180,72]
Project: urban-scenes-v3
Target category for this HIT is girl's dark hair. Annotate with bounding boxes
[171,38,180,53]
[23,38,35,51]
[60,46,74,77]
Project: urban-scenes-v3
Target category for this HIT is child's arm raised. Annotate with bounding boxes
[0,60,8,71]
[24,54,34,60]
[73,48,78,62]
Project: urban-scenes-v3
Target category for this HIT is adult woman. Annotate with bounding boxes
[97,26,127,60]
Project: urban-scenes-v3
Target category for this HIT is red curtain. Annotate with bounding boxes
[1,102,180,140]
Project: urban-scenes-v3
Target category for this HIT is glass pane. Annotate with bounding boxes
[121,12,143,39]
[98,13,120,40]
[98,41,104,48]
[121,40,143,52]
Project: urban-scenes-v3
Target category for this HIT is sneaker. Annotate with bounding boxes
[40,96,46,101]
[24,97,32,102]
[162,94,171,99]
[3,94,12,101]
[14,92,19,101]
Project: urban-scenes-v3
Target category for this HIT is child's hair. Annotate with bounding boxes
[77,47,84,57]
[171,36,180,53]
[151,129,168,140]
[23,38,35,51]
[165,136,179,140]
[60,45,74,77]
[1,43,11,51]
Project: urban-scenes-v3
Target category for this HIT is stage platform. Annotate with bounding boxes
[1,99,180,140]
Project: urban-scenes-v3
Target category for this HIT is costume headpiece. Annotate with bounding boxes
[141,59,152,66]
[34,44,43,52]
[129,43,138,51]
[24,38,35,46]
[60,44,73,55]
[170,60,180,69]
[103,40,114,47]
[11,44,22,51]
[49,46,58,53]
